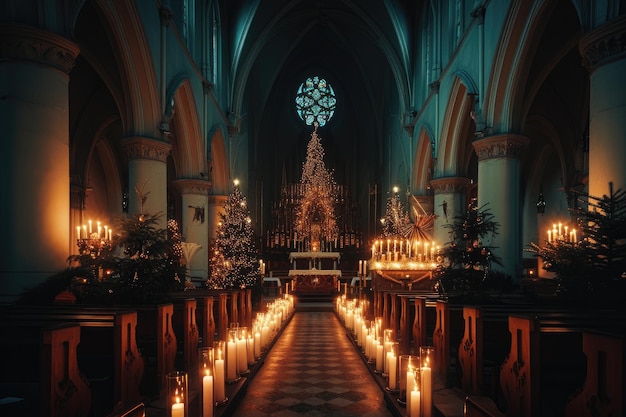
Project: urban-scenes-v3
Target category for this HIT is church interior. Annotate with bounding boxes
[1,1,625,417]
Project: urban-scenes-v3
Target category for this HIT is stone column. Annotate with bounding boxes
[580,16,626,197]
[429,177,472,246]
[173,178,211,280]
[123,137,171,228]
[0,23,79,301]
[473,134,529,281]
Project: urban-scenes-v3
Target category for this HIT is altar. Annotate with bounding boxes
[289,252,341,295]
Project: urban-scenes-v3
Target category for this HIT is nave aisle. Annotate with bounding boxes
[231,310,395,417]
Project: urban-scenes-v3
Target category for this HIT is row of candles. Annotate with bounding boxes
[547,222,577,243]
[371,238,439,265]
[76,220,113,241]
[166,294,295,417]
[336,296,433,417]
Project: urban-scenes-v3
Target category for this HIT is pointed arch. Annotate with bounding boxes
[484,0,558,132]
[93,0,161,135]
[413,127,434,194]
[169,77,205,178]
[438,76,476,177]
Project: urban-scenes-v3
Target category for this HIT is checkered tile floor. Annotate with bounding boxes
[231,311,394,417]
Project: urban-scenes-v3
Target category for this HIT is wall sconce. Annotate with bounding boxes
[536,190,546,214]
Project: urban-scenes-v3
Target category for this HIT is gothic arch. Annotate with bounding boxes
[91,0,161,135]
[437,76,476,177]
[484,0,558,132]
[413,127,434,195]
[169,77,205,178]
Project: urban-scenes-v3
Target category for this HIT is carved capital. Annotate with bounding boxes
[579,15,626,71]
[472,134,529,161]
[123,137,171,162]
[429,177,472,194]
[0,23,80,74]
[172,178,212,195]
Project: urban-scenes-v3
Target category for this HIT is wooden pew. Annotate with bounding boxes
[171,298,199,377]
[0,322,91,417]
[498,313,626,417]
[565,330,625,417]
[0,306,144,413]
[433,300,464,387]
[133,303,177,399]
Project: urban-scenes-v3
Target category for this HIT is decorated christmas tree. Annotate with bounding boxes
[295,122,338,248]
[207,181,259,288]
[435,198,503,296]
[380,191,410,238]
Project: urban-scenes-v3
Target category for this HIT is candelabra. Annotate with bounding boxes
[77,234,112,258]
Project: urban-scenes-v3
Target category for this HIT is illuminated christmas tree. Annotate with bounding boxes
[380,191,410,238]
[295,123,338,249]
[208,182,259,288]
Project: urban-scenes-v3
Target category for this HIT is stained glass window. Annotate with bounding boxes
[295,76,336,126]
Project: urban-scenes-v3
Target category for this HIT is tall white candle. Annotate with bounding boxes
[388,352,397,390]
[214,358,225,402]
[203,373,213,417]
[422,365,432,417]
[76,226,81,240]
[406,369,415,416]
[237,338,247,373]
[254,331,261,358]
[410,388,421,417]
[376,343,384,372]
[227,340,237,380]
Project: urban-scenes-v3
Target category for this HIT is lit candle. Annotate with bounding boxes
[406,368,414,417]
[376,342,384,373]
[388,350,397,389]
[394,239,397,253]
[254,331,261,358]
[171,399,184,417]
[237,336,247,373]
[214,351,225,402]
[247,335,255,364]
[76,226,81,240]
[548,230,552,243]
[422,361,432,417]
[573,229,577,242]
[410,388,421,417]
[97,221,101,238]
[203,371,213,417]
[372,244,376,259]
[88,220,92,234]
[387,239,390,253]
[108,229,112,241]
[227,338,237,381]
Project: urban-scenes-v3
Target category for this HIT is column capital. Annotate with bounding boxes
[172,178,212,195]
[123,137,171,162]
[579,15,626,72]
[429,177,472,194]
[472,133,529,161]
[0,23,80,74]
